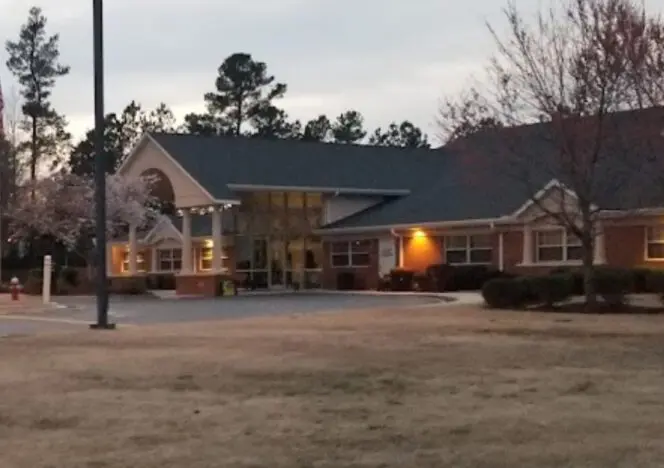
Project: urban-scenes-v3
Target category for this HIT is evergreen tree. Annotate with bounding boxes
[369,121,430,148]
[302,115,332,142]
[332,110,366,144]
[6,6,71,180]
[186,52,286,136]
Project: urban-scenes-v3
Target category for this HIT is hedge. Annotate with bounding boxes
[483,267,651,310]
[482,277,531,309]
[525,274,574,307]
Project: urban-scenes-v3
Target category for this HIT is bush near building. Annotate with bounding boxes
[482,267,664,312]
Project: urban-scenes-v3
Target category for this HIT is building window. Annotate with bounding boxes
[330,240,371,267]
[535,230,582,262]
[445,234,492,265]
[121,251,146,273]
[157,248,182,272]
[646,226,664,259]
[199,246,230,271]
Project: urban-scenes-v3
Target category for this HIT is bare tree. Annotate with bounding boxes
[437,87,503,144]
[439,0,664,308]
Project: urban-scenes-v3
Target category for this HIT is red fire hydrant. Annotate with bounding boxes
[10,277,20,301]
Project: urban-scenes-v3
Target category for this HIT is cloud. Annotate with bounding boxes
[0,0,503,142]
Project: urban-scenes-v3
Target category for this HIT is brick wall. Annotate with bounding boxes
[402,236,442,272]
[321,239,379,290]
[318,223,664,290]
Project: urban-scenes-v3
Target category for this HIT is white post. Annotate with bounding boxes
[43,255,52,304]
[594,221,607,264]
[128,224,138,275]
[181,210,192,273]
[211,208,223,272]
[498,232,505,271]
[522,224,534,265]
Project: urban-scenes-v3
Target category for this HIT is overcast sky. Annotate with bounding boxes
[0,0,663,145]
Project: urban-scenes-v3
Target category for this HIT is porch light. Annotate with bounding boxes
[207,206,215,213]
[413,229,427,238]
[223,204,232,210]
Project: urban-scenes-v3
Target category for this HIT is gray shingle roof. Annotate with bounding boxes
[321,107,664,230]
[151,133,445,200]
[146,109,664,233]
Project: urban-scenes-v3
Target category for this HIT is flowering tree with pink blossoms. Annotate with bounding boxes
[7,172,161,260]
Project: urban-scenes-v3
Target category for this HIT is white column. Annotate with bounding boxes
[498,232,505,271]
[522,224,533,265]
[128,224,138,275]
[594,221,607,264]
[181,210,192,273]
[42,255,52,304]
[211,208,223,272]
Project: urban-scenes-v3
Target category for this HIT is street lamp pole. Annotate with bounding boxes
[90,0,113,330]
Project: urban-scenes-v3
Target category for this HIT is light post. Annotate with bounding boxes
[90,0,114,330]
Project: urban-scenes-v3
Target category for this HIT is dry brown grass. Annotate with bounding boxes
[2,305,664,467]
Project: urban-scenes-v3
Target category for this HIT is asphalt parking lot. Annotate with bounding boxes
[0,293,441,335]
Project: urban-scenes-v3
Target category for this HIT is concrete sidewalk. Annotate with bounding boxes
[0,294,64,316]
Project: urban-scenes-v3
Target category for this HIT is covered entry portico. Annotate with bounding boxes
[113,134,326,296]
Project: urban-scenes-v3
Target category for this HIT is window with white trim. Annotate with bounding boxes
[535,230,582,262]
[445,234,492,265]
[330,240,371,267]
[198,247,230,271]
[121,251,146,273]
[157,248,182,272]
[646,226,664,259]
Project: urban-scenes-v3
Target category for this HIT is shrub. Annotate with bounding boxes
[412,273,431,292]
[377,274,391,291]
[424,264,454,292]
[631,268,652,293]
[59,268,79,287]
[445,265,493,291]
[389,269,415,291]
[646,270,664,305]
[525,274,574,308]
[482,277,530,309]
[550,266,584,295]
[23,276,42,295]
[425,264,510,292]
[593,267,633,308]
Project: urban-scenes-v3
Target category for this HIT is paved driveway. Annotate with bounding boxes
[0,293,441,335]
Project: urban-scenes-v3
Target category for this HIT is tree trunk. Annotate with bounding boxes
[582,235,597,312]
[30,116,38,183]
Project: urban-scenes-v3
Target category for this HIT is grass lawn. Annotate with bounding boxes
[2,305,664,467]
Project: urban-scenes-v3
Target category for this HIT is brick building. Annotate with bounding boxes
[111,111,664,295]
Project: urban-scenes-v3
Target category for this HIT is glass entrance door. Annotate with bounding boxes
[269,239,286,288]
[287,239,305,288]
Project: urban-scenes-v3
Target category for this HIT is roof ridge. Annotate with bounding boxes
[150,131,444,155]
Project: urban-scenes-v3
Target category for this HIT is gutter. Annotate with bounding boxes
[316,216,513,236]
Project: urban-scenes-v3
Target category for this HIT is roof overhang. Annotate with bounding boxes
[226,184,410,196]
[315,217,512,235]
